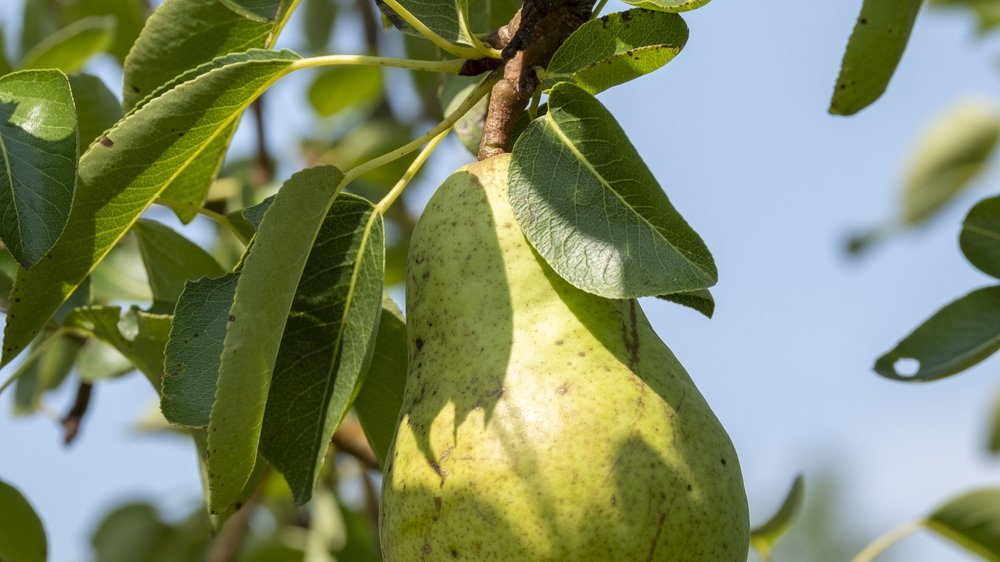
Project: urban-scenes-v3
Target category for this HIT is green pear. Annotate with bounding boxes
[380,154,749,561]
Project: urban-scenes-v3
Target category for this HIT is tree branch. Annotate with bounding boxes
[62,381,93,445]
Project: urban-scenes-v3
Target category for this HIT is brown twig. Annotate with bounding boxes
[61,381,93,445]
[208,492,260,562]
[250,97,274,186]
[332,419,380,471]
[478,0,594,159]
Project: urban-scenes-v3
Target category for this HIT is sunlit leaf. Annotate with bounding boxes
[621,0,709,12]
[875,285,1000,381]
[509,82,716,299]
[0,479,46,562]
[927,488,1000,559]
[543,9,688,94]
[829,0,923,115]
[18,16,115,73]
[0,69,77,269]
[750,474,806,560]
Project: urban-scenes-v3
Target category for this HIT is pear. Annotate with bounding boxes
[380,154,749,561]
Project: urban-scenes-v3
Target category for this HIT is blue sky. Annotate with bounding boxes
[2,1,1000,560]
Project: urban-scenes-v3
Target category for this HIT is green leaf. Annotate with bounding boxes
[829,0,923,115]
[354,295,407,466]
[376,0,469,44]
[509,82,716,299]
[18,16,115,73]
[260,193,385,502]
[58,0,149,63]
[91,240,153,303]
[931,0,1000,34]
[219,0,285,22]
[134,219,225,313]
[900,101,1000,225]
[621,0,709,12]
[544,9,687,94]
[19,0,59,58]
[0,30,11,76]
[308,65,384,117]
[304,0,339,51]
[927,489,1000,560]
[750,474,805,560]
[13,332,84,415]
[961,196,1000,279]
[1,50,298,369]
[161,273,239,428]
[90,503,173,562]
[0,478,46,562]
[875,285,1000,381]
[441,75,489,156]
[0,69,78,269]
[207,165,344,513]
[64,306,171,385]
[77,339,135,382]
[68,74,123,151]
[657,288,714,318]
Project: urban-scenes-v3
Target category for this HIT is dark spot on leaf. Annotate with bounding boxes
[687,484,693,491]
[130,85,140,93]
[99,136,113,147]
[578,351,585,357]
[422,543,432,554]
[434,496,442,512]
[610,494,617,505]
[555,339,563,345]
[234,502,243,510]
[720,458,727,465]
[451,550,459,558]
[228,315,236,322]
[859,17,868,24]
[416,337,424,351]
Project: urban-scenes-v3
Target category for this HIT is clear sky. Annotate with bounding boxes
[2,1,1000,561]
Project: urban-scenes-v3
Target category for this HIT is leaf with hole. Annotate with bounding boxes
[543,9,688,94]
[750,475,805,560]
[134,219,225,313]
[161,272,239,428]
[509,81,716,299]
[18,16,115,73]
[207,165,345,513]
[260,192,384,503]
[829,0,923,115]
[0,69,77,269]
[875,285,1000,381]
[1,49,298,369]
[0,478,46,562]
[927,488,1000,559]
[900,101,1000,226]
[960,195,1000,279]
[354,295,407,466]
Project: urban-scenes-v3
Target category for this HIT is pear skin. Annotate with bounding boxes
[380,154,749,561]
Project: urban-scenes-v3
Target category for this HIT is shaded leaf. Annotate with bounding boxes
[960,195,1000,279]
[13,332,84,415]
[19,0,59,58]
[927,488,1000,560]
[829,0,923,115]
[68,74,123,150]
[90,503,173,562]
[900,101,1000,225]
[91,241,152,303]
[621,0,709,12]
[161,272,239,428]
[308,65,384,117]
[931,0,1000,33]
[509,82,716,299]
[441,75,488,156]
[1,49,298,368]
[134,219,225,313]
[18,16,115,73]
[0,69,77,269]
[657,288,714,318]
[354,295,407,466]
[260,193,385,502]
[0,478,46,562]
[219,0,284,22]
[750,474,806,560]
[875,285,1000,381]
[304,0,339,51]
[543,9,688,94]
[64,306,171,385]
[207,165,345,513]
[58,0,150,62]
[77,339,135,382]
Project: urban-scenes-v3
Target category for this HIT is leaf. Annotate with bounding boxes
[0,30,11,76]
[207,165,344,513]
[58,0,149,63]
[304,0,339,51]
[509,82,716,299]
[927,488,1000,559]
[900,101,1000,225]
[657,288,714,318]
[750,474,805,560]
[1,49,298,368]
[260,193,385,502]
[64,306,171,385]
[829,0,923,115]
[0,69,78,269]
[376,0,469,44]
[19,0,59,58]
[931,0,1000,33]
[875,285,1000,381]
[68,74,123,150]
[161,273,239,428]
[219,0,285,22]
[13,332,84,415]
[308,65,384,117]
[134,219,225,313]
[543,9,687,94]
[441,75,489,156]
[18,16,115,73]
[961,196,1000,279]
[621,0,709,12]
[354,295,407,466]
[77,340,135,382]
[0,479,46,562]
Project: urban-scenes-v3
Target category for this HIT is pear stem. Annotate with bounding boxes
[850,519,925,562]
[379,0,499,60]
[292,54,467,74]
[376,128,450,214]
[343,73,498,185]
